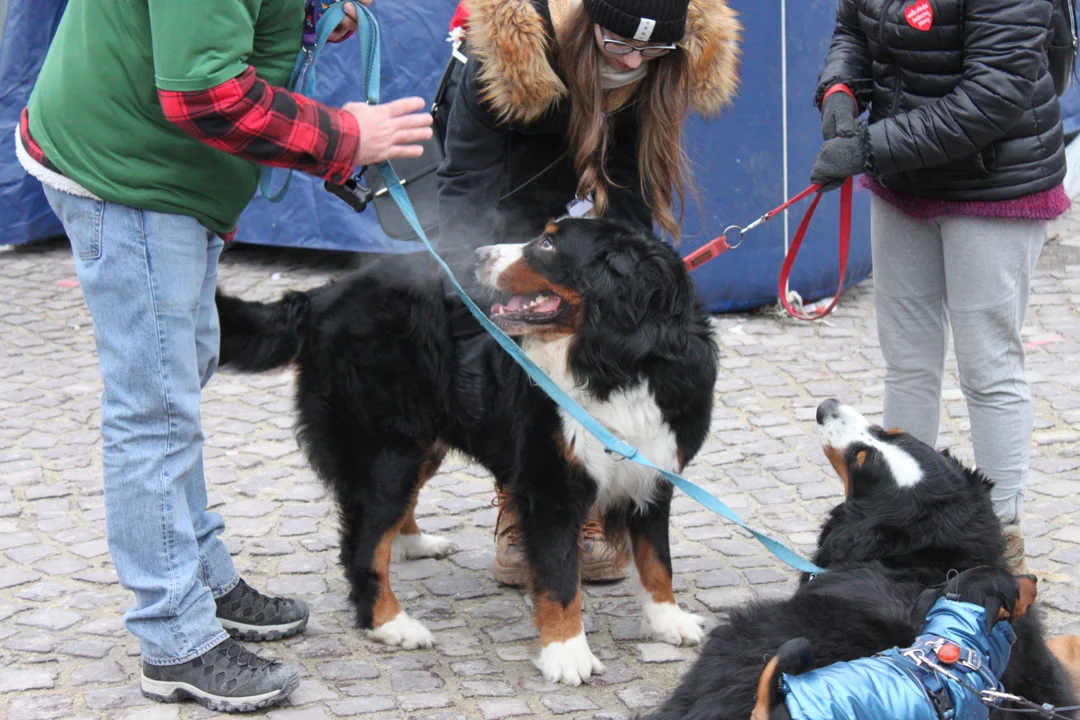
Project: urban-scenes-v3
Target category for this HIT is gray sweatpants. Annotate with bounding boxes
[870,195,1047,526]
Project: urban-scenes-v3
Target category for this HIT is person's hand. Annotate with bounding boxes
[810,124,869,192]
[328,0,371,43]
[820,91,858,140]
[344,97,434,166]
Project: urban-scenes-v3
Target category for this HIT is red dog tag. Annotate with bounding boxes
[905,0,933,31]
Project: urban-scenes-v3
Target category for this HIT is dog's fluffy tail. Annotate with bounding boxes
[216,289,311,372]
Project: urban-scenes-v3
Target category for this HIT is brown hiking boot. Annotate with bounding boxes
[1003,524,1029,575]
[493,492,528,587]
[492,492,631,586]
[580,508,631,583]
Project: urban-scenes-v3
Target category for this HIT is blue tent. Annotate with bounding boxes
[1,0,873,313]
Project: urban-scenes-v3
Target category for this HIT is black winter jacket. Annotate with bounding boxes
[817,0,1066,201]
[435,0,741,285]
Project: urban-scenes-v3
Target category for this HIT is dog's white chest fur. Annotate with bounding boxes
[523,336,679,510]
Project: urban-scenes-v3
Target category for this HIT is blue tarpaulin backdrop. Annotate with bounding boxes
[10,1,1071,311]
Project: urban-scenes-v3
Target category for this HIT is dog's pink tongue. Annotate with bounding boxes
[505,296,527,312]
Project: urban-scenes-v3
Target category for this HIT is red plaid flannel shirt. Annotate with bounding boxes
[158,67,360,185]
[21,68,359,186]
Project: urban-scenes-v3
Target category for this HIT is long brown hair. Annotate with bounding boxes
[556,4,694,241]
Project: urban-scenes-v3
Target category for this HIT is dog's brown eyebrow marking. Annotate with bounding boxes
[856,451,867,468]
[544,221,560,236]
[887,428,904,435]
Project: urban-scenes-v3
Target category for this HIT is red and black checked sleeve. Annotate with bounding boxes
[158,67,360,184]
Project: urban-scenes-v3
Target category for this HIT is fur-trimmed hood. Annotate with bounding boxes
[463,0,742,124]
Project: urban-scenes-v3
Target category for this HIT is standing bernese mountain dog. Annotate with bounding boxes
[214,217,718,685]
[645,401,1078,719]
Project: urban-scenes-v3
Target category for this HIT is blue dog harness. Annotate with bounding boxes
[782,598,1016,720]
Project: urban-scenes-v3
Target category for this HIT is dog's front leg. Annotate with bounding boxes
[629,482,705,646]
[519,495,604,686]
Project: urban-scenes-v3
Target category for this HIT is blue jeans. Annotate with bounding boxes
[44,186,238,665]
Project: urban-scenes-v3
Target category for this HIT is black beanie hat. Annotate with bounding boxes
[582,0,689,44]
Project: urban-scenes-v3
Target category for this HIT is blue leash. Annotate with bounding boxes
[275,1,826,577]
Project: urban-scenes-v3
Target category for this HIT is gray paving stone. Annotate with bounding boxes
[326,697,396,716]
[69,659,128,685]
[317,659,380,681]
[479,698,534,720]
[17,609,83,631]
[0,666,59,692]
[399,692,453,710]
[460,679,517,697]
[4,630,60,653]
[4,694,74,720]
[391,669,445,692]
[542,694,599,715]
[615,684,668,710]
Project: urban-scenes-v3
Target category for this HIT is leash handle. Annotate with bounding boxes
[682,180,851,322]
[778,178,853,321]
[681,184,821,273]
[260,0,377,202]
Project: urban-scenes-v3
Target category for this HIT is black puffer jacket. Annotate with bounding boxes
[817,0,1065,201]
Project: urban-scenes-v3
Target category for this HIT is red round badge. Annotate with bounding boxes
[937,644,962,664]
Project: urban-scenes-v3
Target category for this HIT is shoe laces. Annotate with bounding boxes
[218,640,276,672]
[492,492,523,546]
[235,579,285,616]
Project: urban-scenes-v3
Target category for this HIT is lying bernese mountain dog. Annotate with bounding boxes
[752,566,1038,720]
[215,217,718,685]
[645,401,1078,719]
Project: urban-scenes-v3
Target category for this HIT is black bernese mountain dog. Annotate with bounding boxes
[751,565,1040,720]
[645,401,1078,720]
[214,217,718,685]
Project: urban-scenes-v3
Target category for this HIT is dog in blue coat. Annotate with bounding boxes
[751,566,1038,720]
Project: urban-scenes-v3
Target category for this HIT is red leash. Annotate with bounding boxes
[681,177,853,321]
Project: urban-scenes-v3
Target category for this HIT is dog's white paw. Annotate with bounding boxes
[642,600,706,647]
[366,612,435,650]
[533,633,605,686]
[392,533,455,562]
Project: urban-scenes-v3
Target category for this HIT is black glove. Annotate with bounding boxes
[820,91,859,140]
[810,124,869,192]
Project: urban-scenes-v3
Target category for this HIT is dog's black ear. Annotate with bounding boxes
[982,597,1005,635]
[911,587,942,630]
[775,637,815,676]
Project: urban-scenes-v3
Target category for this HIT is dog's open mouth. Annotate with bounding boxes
[491,292,562,324]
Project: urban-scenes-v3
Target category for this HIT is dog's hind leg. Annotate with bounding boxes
[626,482,706,646]
[1001,613,1079,718]
[336,446,442,650]
[1048,635,1080,701]
[392,443,456,562]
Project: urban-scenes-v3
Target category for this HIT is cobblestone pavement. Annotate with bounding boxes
[3,209,1080,720]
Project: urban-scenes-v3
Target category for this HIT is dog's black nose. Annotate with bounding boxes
[817,399,840,425]
[475,247,493,262]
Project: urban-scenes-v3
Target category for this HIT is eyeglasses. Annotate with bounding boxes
[600,28,677,58]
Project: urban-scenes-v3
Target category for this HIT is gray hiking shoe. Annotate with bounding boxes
[141,638,300,713]
[215,578,308,642]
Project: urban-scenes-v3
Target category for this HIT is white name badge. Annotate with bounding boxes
[566,195,594,217]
